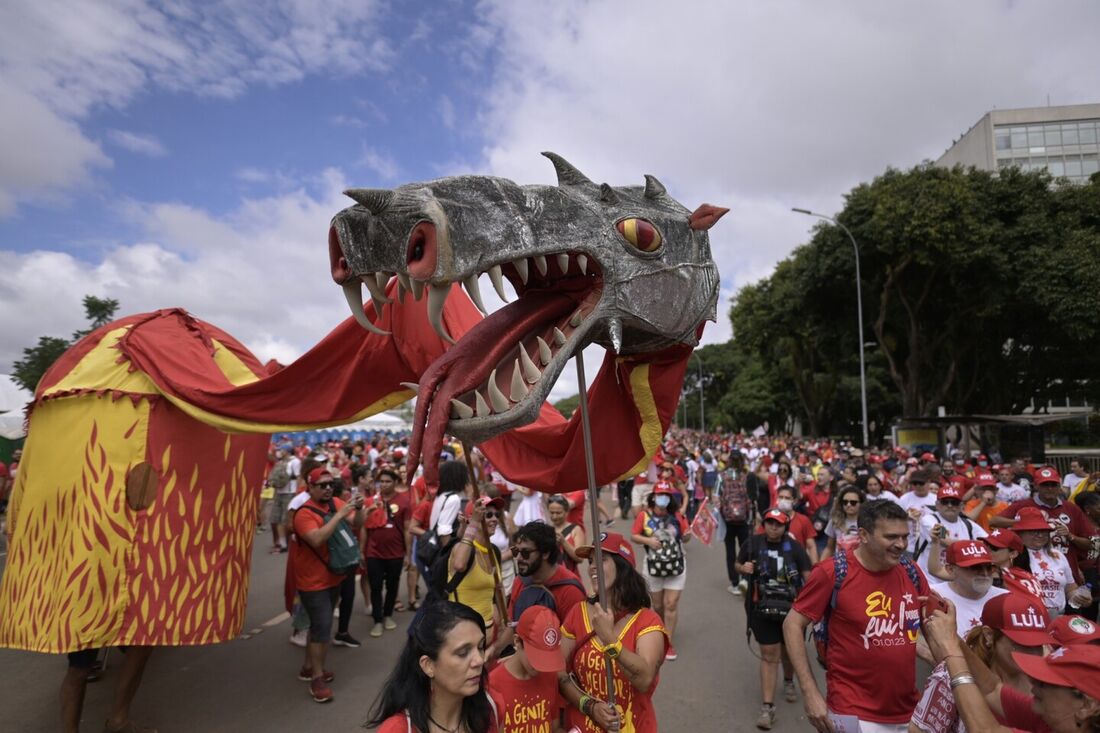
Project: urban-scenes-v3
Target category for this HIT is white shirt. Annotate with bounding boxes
[685,458,700,491]
[1028,547,1074,612]
[429,492,462,536]
[996,482,1028,503]
[898,491,939,553]
[931,581,1006,637]
[1063,473,1086,494]
[917,512,988,575]
[865,490,901,505]
[285,456,302,493]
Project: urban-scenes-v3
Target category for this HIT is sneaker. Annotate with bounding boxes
[383,616,397,631]
[755,704,775,730]
[288,629,308,648]
[738,579,749,594]
[728,584,742,596]
[370,622,384,638]
[333,632,361,648]
[664,644,678,661]
[298,666,335,682]
[309,677,334,703]
[784,680,797,703]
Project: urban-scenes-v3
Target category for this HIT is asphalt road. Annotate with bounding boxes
[0,513,821,732]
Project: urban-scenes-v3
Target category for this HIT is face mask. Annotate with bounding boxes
[777,499,793,512]
[655,494,671,508]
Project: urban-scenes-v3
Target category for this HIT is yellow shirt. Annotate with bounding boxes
[449,540,501,628]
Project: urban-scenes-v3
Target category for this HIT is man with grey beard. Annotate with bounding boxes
[929,539,1007,636]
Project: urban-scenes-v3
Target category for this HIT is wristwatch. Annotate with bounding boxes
[604,641,623,659]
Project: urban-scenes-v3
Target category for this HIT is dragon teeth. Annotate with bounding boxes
[427,283,455,344]
[451,399,474,419]
[463,274,489,316]
[475,391,491,418]
[569,309,584,327]
[533,254,547,277]
[342,281,390,336]
[513,258,529,285]
[553,327,567,346]
[487,369,510,413]
[510,359,529,402]
[487,264,509,302]
[519,342,541,383]
[577,254,588,276]
[556,253,569,274]
[536,336,553,366]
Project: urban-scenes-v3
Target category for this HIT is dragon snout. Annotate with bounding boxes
[329,225,353,285]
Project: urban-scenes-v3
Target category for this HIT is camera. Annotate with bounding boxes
[754,580,797,619]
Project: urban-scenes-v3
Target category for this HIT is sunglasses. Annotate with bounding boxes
[938,499,962,507]
[841,499,861,506]
[909,481,925,486]
[510,547,539,559]
[484,510,500,519]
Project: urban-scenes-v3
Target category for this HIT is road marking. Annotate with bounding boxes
[262,611,290,628]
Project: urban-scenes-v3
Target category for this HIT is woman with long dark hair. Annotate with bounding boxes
[559,532,667,733]
[820,487,863,562]
[366,600,500,732]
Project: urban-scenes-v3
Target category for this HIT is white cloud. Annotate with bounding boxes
[439,94,456,129]
[0,0,392,216]
[107,130,167,157]
[357,146,400,181]
[469,0,1100,346]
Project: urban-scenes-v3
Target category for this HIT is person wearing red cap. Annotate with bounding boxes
[736,508,813,729]
[912,591,1053,733]
[922,598,1100,733]
[631,482,691,662]
[1004,507,1090,617]
[1050,613,1100,646]
[914,483,988,577]
[488,606,565,733]
[963,472,1008,533]
[559,532,668,733]
[930,540,1008,636]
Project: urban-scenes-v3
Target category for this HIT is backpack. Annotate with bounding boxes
[302,502,360,575]
[415,493,460,571]
[912,512,975,561]
[426,536,503,603]
[640,511,685,578]
[812,550,922,668]
[267,459,291,490]
[510,573,587,622]
[719,472,752,523]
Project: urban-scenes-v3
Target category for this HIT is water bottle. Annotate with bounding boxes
[1069,582,1094,610]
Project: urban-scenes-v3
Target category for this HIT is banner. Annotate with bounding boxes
[689,498,718,545]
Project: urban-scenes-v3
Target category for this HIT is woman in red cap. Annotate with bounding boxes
[1012,507,1090,617]
[559,532,668,733]
[922,597,1100,733]
[631,482,691,661]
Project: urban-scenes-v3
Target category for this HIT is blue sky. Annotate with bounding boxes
[2,0,1099,408]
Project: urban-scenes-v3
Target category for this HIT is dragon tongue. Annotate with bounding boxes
[412,287,581,487]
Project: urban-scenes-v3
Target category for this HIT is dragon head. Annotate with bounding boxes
[328,152,726,479]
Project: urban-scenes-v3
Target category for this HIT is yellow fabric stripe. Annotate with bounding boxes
[210,339,260,387]
[160,389,415,435]
[579,603,644,651]
[614,363,662,482]
[43,328,158,398]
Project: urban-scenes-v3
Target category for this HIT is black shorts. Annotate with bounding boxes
[749,612,785,646]
[67,648,100,669]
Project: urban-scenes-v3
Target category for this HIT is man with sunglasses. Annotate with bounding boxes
[898,469,939,554]
[915,483,987,575]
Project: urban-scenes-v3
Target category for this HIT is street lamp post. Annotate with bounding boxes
[692,351,705,431]
[792,208,869,448]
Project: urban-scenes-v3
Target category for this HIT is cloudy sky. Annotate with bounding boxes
[2,0,1099,409]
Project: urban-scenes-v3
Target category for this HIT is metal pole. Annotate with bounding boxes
[694,351,705,431]
[792,208,869,447]
[574,351,616,708]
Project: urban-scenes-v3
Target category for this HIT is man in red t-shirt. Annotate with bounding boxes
[489,606,566,733]
[292,468,363,703]
[362,468,410,638]
[784,499,929,731]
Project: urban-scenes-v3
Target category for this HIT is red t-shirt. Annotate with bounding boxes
[376,690,505,733]
[565,490,587,526]
[792,550,930,723]
[562,603,667,733]
[488,664,563,733]
[998,686,1050,733]
[365,492,410,560]
[412,498,433,527]
[755,512,816,550]
[506,564,587,623]
[292,497,349,591]
[802,483,832,514]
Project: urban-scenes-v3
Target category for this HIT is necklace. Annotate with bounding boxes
[429,714,460,733]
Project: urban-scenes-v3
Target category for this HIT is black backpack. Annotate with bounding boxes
[426,537,503,603]
[510,574,586,622]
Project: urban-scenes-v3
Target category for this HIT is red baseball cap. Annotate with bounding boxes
[576,531,636,567]
[945,540,992,567]
[1033,466,1061,485]
[937,484,965,501]
[308,467,335,485]
[975,471,997,488]
[981,592,1054,646]
[762,508,791,525]
[653,481,678,495]
[1013,507,1054,532]
[984,528,1024,553]
[514,606,566,672]
[920,452,936,462]
[1012,645,1100,700]
[1050,615,1100,646]
[463,495,506,518]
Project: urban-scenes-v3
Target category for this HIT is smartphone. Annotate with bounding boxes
[921,590,949,624]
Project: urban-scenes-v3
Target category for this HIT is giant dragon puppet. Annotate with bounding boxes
[0,153,726,653]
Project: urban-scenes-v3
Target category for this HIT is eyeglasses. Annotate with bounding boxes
[938,499,962,507]
[510,547,539,559]
[841,499,861,506]
[909,481,925,486]
[484,510,500,519]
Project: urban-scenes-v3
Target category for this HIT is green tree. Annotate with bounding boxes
[10,295,121,393]
[554,394,580,418]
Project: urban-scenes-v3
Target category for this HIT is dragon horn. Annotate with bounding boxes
[643,174,667,199]
[344,188,394,214]
[599,183,619,205]
[541,152,593,186]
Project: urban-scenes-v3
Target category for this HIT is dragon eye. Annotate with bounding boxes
[616,218,662,252]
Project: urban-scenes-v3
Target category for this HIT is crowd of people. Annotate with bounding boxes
[22,426,1100,732]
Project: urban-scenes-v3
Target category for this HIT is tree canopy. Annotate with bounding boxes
[11,295,120,393]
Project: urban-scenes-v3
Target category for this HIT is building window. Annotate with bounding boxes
[1080,123,1098,144]
[1010,127,1028,149]
[1045,126,1063,147]
[1048,158,1066,177]
[1083,154,1099,177]
[1062,124,1079,145]
[1066,158,1083,177]
[995,130,1011,150]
